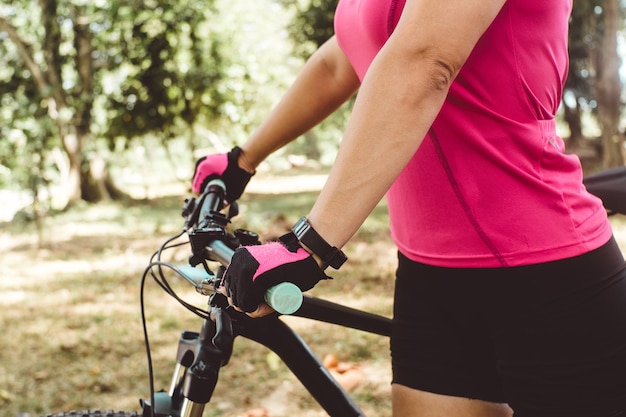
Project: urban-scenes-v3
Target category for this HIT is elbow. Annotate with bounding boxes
[427,57,459,91]
[398,44,464,92]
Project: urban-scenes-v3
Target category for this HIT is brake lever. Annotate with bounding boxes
[181,197,198,230]
[210,306,234,366]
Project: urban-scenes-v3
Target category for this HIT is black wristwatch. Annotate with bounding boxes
[292,216,348,270]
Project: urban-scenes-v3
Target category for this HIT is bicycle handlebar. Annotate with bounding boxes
[191,179,303,314]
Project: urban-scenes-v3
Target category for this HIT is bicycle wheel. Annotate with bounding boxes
[42,411,139,417]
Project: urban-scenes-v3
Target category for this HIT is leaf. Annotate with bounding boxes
[265,351,281,371]
[322,353,363,392]
[0,389,14,401]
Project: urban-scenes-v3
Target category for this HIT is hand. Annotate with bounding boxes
[221,232,329,316]
[192,146,254,203]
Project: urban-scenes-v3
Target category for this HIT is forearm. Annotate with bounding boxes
[241,36,360,168]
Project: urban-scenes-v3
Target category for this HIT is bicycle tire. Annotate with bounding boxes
[42,411,139,417]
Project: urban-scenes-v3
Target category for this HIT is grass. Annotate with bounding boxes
[0,177,397,417]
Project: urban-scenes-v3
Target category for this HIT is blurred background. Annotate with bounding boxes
[1,0,626,219]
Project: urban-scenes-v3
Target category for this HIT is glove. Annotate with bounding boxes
[192,146,254,203]
[222,232,329,312]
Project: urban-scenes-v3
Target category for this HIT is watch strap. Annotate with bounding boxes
[292,216,347,270]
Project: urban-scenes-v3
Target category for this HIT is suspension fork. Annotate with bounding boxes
[142,304,234,417]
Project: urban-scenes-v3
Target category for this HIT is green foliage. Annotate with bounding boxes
[0,19,57,190]
[104,0,225,145]
[205,0,305,143]
[280,0,338,58]
[0,0,109,197]
[0,0,305,201]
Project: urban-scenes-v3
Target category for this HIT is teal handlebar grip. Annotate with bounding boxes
[264,282,303,314]
[179,266,302,314]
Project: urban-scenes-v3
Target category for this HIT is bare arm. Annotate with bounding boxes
[307,0,507,250]
[240,36,360,169]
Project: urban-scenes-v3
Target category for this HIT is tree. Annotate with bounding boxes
[564,0,596,148]
[1,0,308,208]
[0,0,226,206]
[0,0,102,205]
[595,0,624,167]
[0,14,57,198]
[563,0,624,169]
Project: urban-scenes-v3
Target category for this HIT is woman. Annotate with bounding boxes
[192,0,626,415]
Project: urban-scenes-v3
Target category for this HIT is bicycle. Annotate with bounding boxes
[44,166,626,417]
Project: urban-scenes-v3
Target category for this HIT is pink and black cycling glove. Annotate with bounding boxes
[221,232,329,312]
[192,146,254,203]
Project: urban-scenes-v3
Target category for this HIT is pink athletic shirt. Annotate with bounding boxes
[334,0,612,267]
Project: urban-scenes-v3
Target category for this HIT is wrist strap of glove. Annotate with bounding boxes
[290,217,347,270]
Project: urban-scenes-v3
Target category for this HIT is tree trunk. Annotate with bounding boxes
[595,0,624,168]
[563,100,584,149]
[63,130,84,204]
[80,155,130,203]
[49,1,129,205]
[303,131,322,161]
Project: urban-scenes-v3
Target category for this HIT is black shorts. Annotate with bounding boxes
[391,237,626,417]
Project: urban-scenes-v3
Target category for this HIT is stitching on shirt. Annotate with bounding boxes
[387,0,400,36]
[429,127,509,266]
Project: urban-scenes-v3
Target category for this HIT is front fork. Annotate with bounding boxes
[141,294,371,417]
[141,296,234,417]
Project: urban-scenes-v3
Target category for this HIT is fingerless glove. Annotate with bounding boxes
[222,232,329,312]
[192,146,254,202]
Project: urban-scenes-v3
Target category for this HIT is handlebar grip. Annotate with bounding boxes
[264,282,303,314]
[180,263,303,314]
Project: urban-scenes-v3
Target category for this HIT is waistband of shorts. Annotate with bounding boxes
[512,236,625,279]
[398,236,626,280]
